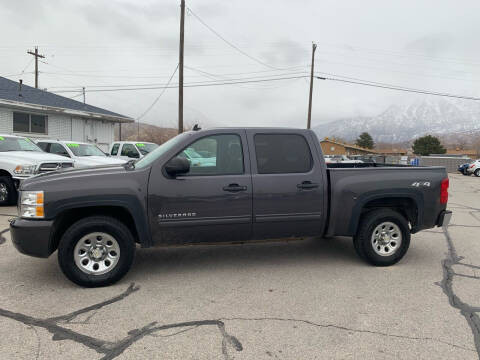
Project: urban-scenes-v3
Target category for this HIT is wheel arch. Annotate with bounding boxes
[50,205,147,253]
[349,192,423,235]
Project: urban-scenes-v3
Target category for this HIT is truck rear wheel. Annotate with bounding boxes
[474,169,480,177]
[353,209,410,266]
[58,216,135,287]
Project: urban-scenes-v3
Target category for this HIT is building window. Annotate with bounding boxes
[13,112,47,134]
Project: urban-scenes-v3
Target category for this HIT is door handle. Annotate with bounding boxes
[297,181,319,190]
[223,183,247,192]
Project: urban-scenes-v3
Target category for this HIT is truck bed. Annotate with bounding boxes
[324,165,448,237]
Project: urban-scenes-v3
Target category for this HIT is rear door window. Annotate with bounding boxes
[254,134,312,174]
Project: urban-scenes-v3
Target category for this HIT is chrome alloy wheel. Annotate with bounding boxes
[371,222,402,256]
[74,232,120,275]
[0,183,8,202]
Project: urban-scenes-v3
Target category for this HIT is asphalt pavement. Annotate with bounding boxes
[0,173,479,359]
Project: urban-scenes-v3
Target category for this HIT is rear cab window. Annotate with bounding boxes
[37,142,49,151]
[121,143,140,158]
[253,134,313,174]
[111,143,120,156]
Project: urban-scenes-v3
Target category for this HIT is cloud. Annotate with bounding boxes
[261,40,309,67]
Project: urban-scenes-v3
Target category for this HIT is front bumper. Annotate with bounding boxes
[436,210,452,229]
[10,218,55,258]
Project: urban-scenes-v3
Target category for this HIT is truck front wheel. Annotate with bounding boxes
[58,216,135,287]
[0,175,17,206]
[353,209,410,266]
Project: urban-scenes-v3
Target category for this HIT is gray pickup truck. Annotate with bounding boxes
[10,128,451,287]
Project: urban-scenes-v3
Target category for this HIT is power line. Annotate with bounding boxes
[186,6,278,70]
[137,63,179,121]
[45,71,308,89]
[48,75,308,93]
[317,75,480,101]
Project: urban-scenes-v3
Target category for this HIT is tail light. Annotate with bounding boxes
[470,164,475,168]
[440,178,449,204]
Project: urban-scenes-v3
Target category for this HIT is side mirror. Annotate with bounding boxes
[165,156,190,177]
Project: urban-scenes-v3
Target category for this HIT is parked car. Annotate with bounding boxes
[109,141,158,160]
[466,160,480,177]
[458,163,471,176]
[0,134,73,205]
[10,128,451,287]
[324,155,363,164]
[36,140,126,168]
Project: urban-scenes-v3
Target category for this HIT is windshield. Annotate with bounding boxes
[66,143,106,157]
[0,136,43,152]
[135,133,190,169]
[135,143,158,155]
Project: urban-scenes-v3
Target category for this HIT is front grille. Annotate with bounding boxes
[37,162,74,173]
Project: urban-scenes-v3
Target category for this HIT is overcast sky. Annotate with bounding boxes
[1,0,480,129]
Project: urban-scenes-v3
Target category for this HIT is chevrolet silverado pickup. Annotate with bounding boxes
[10,128,452,287]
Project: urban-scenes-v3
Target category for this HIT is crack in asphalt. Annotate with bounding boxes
[221,316,476,352]
[438,203,480,359]
[0,283,242,360]
[0,228,9,245]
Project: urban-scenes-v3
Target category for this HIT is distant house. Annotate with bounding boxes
[320,137,377,156]
[446,148,478,158]
[0,77,133,151]
[376,148,408,156]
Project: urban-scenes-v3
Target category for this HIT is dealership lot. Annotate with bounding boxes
[0,173,478,359]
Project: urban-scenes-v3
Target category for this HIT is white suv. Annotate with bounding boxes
[0,134,74,205]
[109,141,158,160]
[37,140,126,168]
[467,159,480,177]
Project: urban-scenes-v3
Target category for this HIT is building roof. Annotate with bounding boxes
[320,138,378,153]
[0,76,133,123]
[447,148,478,156]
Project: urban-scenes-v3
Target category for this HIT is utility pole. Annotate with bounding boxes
[27,46,45,88]
[178,0,185,134]
[82,87,86,104]
[307,42,317,129]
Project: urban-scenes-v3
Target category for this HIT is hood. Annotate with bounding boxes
[21,163,128,189]
[0,151,73,164]
[74,156,126,167]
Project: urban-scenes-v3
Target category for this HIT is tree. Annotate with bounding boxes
[355,132,375,149]
[412,135,446,156]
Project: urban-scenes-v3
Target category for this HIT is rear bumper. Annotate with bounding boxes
[436,210,452,228]
[10,218,54,258]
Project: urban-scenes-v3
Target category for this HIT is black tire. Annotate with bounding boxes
[474,169,480,177]
[0,175,17,206]
[353,209,410,266]
[58,216,135,287]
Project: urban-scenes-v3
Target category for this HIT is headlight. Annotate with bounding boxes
[20,191,44,218]
[14,164,36,175]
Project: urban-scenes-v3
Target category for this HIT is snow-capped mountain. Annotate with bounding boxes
[314,97,480,143]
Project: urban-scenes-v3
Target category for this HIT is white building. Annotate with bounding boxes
[0,77,133,151]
